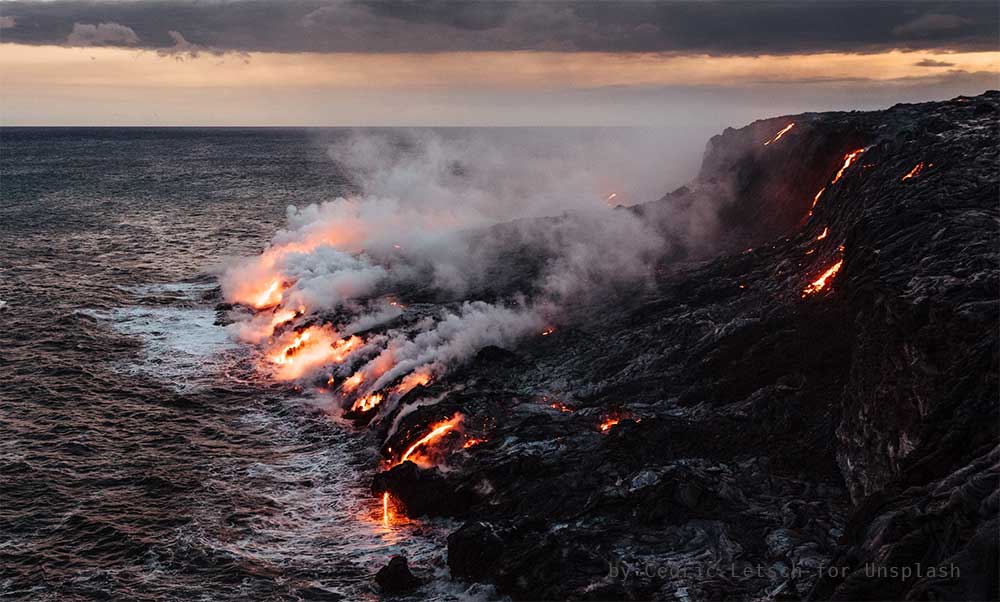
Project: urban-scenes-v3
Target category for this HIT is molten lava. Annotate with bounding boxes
[462,437,485,449]
[599,417,621,433]
[382,491,392,527]
[330,335,362,362]
[802,260,844,297]
[269,308,297,331]
[254,279,283,309]
[395,370,432,395]
[397,414,463,466]
[351,392,383,413]
[550,401,574,413]
[266,325,353,381]
[271,330,312,365]
[901,162,925,181]
[764,123,795,146]
[817,227,829,240]
[831,148,865,184]
[541,327,555,336]
[342,372,364,392]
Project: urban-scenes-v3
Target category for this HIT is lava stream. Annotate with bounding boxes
[764,123,795,145]
[831,148,866,184]
[802,260,844,297]
[901,162,926,181]
[397,414,464,466]
[599,417,621,432]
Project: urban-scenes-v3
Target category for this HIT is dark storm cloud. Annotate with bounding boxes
[914,58,958,68]
[0,0,996,55]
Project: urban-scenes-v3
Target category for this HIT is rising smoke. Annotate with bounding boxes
[220,127,707,417]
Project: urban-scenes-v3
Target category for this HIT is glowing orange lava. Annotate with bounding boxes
[342,372,364,392]
[599,418,621,432]
[764,123,795,146]
[265,325,354,381]
[901,162,925,181]
[831,148,865,184]
[331,335,362,362]
[382,491,391,526]
[269,308,297,331]
[550,402,574,413]
[351,393,383,413]
[271,330,312,365]
[398,414,463,466]
[254,279,283,309]
[395,370,432,395]
[802,260,844,297]
[462,437,485,448]
[541,327,555,336]
[817,227,829,240]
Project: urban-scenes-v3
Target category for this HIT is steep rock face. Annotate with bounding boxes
[371,92,998,600]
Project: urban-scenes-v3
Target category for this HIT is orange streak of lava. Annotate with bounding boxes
[254,279,283,309]
[831,148,865,184]
[901,162,925,181]
[599,418,621,432]
[382,491,391,526]
[342,372,364,392]
[351,393,383,413]
[399,414,463,465]
[764,123,795,146]
[817,227,829,240]
[802,260,844,297]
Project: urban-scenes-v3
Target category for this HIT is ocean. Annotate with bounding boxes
[0,127,491,601]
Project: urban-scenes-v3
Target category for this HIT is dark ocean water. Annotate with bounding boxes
[0,128,485,601]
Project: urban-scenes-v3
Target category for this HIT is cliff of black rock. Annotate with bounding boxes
[368,92,998,601]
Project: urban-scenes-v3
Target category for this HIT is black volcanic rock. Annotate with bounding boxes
[370,92,999,601]
[374,555,423,594]
[371,461,479,517]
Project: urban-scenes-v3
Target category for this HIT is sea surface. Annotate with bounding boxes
[0,128,499,601]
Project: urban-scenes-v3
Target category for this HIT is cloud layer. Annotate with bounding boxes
[1,1,997,55]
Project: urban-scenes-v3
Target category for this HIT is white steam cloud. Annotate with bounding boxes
[220,128,706,415]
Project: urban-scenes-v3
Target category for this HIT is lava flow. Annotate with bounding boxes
[831,148,866,184]
[351,392,383,413]
[267,325,353,381]
[382,492,392,526]
[395,370,432,396]
[802,260,844,297]
[764,123,795,145]
[341,372,364,392]
[901,162,926,181]
[816,227,829,240]
[254,279,283,309]
[599,417,621,432]
[397,414,464,467]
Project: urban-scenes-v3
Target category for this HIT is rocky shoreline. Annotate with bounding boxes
[368,92,999,600]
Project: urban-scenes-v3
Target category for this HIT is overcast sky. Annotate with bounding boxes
[0,0,997,126]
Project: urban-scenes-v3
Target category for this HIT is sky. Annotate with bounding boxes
[0,0,997,126]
